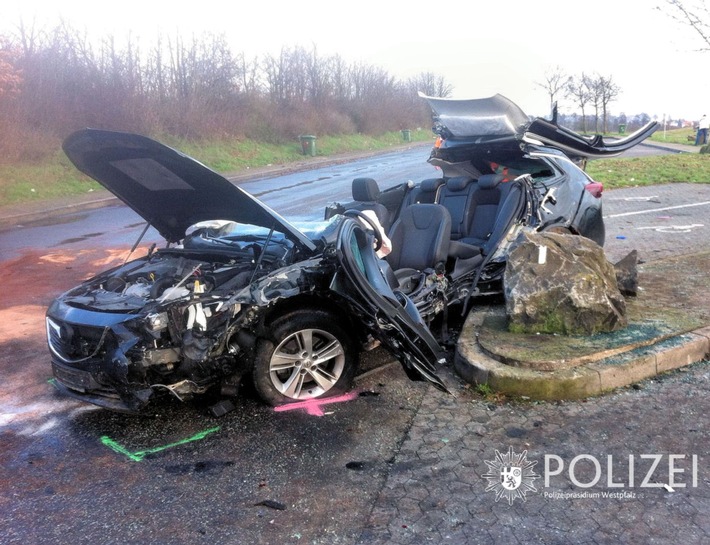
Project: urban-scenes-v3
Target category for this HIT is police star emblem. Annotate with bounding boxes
[483,447,539,505]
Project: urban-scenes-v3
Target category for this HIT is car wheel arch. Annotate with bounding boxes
[257,294,369,344]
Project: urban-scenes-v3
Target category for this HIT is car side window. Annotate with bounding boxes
[349,231,366,275]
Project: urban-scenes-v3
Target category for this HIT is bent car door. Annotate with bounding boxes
[524,117,658,160]
[330,220,449,392]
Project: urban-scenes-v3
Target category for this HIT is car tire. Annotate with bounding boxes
[253,310,357,406]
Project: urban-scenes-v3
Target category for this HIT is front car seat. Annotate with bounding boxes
[386,204,451,291]
[347,177,391,229]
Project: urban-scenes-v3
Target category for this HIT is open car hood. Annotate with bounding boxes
[63,129,316,250]
[420,93,658,159]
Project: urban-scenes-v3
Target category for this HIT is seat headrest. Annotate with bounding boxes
[445,176,475,192]
[352,178,380,201]
[419,178,445,192]
[478,173,505,189]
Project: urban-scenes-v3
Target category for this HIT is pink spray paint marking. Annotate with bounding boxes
[274,391,359,416]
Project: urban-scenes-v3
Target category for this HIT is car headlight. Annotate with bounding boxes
[145,312,169,331]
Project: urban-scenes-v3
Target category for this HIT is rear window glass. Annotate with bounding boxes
[473,156,558,182]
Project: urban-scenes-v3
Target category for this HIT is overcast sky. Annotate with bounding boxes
[4,0,709,121]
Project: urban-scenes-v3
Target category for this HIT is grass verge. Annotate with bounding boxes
[2,127,708,206]
[649,127,696,145]
[586,153,710,188]
[0,129,433,206]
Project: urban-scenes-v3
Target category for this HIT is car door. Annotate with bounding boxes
[330,220,449,392]
[524,117,658,159]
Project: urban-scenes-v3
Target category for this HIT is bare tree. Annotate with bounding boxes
[535,65,571,112]
[305,45,332,107]
[263,46,310,106]
[408,72,453,98]
[586,75,604,133]
[235,53,261,96]
[579,73,622,133]
[566,74,592,132]
[597,75,621,132]
[662,0,710,50]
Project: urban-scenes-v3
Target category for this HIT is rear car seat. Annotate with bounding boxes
[458,173,510,250]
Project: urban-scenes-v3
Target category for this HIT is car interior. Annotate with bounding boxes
[343,174,527,293]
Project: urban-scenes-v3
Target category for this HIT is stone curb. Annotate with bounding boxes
[640,140,699,154]
[0,196,122,231]
[454,310,710,400]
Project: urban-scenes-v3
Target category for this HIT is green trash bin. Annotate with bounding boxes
[299,135,316,156]
[618,124,626,135]
[401,129,411,142]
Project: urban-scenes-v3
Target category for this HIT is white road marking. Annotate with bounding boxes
[636,224,704,233]
[607,196,659,202]
[604,201,710,219]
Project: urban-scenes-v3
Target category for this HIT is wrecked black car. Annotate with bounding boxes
[325,94,657,320]
[48,97,656,414]
[47,129,448,413]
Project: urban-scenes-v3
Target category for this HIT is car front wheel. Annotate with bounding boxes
[253,310,357,406]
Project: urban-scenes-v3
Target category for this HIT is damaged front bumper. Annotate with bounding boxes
[46,301,223,413]
[50,363,148,414]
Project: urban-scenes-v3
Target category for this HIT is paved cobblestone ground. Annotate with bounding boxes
[357,361,710,545]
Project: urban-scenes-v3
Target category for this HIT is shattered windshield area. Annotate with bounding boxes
[182,220,295,259]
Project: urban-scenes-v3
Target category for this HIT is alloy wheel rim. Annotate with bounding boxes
[269,328,345,400]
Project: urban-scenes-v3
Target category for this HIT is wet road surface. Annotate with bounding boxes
[0,141,668,260]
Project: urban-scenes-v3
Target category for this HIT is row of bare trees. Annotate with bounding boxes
[0,22,452,161]
[536,68,621,133]
[536,1,710,134]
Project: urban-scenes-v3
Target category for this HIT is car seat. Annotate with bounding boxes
[437,176,477,241]
[400,177,445,210]
[346,177,391,230]
[386,204,451,292]
[459,173,509,249]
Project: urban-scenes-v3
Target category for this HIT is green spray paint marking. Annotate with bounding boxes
[100,426,220,462]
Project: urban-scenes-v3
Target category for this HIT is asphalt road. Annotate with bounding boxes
[0,145,437,260]
[2,143,708,545]
[0,141,667,260]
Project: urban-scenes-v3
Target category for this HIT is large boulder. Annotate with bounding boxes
[504,231,627,335]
